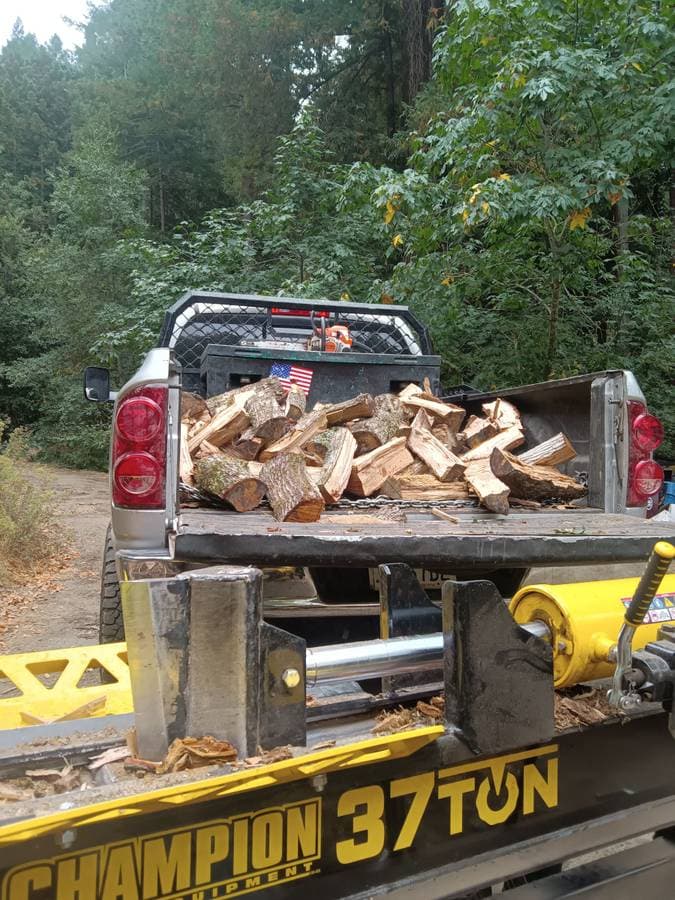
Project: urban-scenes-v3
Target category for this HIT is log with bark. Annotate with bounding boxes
[349,395,404,454]
[460,425,525,462]
[284,386,307,421]
[230,430,265,461]
[260,452,325,522]
[490,449,586,501]
[407,423,466,482]
[206,377,286,415]
[347,436,413,497]
[518,432,576,468]
[259,409,328,461]
[464,460,510,514]
[244,392,291,444]
[325,393,375,426]
[315,427,357,503]
[194,455,266,511]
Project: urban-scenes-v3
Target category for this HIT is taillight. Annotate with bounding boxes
[112,386,167,508]
[627,401,664,507]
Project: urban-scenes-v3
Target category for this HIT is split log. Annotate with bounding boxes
[411,408,434,431]
[259,409,328,461]
[315,428,357,503]
[180,423,194,485]
[305,430,333,464]
[206,377,285,415]
[482,398,521,431]
[490,449,586,501]
[464,460,510,515]
[260,452,325,522]
[230,430,264,461]
[188,402,249,453]
[407,424,466,482]
[347,436,413,497]
[284,386,306,421]
[181,391,210,424]
[325,393,375,426]
[244,392,290,444]
[461,425,525,462]
[402,396,465,431]
[194,456,266,512]
[458,415,499,449]
[382,473,469,501]
[518,432,576,468]
[398,383,424,402]
[350,395,404,454]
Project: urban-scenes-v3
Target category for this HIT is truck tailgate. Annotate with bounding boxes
[176,508,675,569]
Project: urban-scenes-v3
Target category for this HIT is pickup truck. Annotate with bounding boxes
[85,291,673,648]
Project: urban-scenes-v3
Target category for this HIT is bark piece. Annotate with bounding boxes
[458,415,499,449]
[350,395,404,454]
[188,402,250,453]
[261,452,325,522]
[245,392,290,444]
[402,396,466,430]
[284,386,307,421]
[465,460,510,515]
[490,449,587,500]
[315,428,358,503]
[194,455,266,511]
[347,436,414,497]
[259,409,328,461]
[518,432,577,468]
[482,398,521,431]
[180,423,194,485]
[407,425,466,482]
[382,474,469,501]
[461,425,525,462]
[325,393,375,426]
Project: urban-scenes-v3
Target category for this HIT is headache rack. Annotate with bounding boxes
[158,291,433,389]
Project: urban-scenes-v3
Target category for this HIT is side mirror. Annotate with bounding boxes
[84,366,116,402]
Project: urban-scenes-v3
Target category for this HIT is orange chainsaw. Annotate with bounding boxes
[307,315,353,352]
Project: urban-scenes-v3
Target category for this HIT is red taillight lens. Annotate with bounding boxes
[627,401,665,508]
[114,452,162,497]
[116,395,164,444]
[631,459,664,499]
[112,386,167,509]
[632,412,664,453]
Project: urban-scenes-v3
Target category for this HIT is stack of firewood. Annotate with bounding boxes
[180,378,585,522]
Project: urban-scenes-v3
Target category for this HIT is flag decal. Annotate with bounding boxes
[270,362,314,396]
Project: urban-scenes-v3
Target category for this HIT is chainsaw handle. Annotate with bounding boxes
[624,541,675,627]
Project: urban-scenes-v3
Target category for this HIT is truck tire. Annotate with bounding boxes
[100,525,124,644]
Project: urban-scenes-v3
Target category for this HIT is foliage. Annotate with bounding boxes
[0,423,61,583]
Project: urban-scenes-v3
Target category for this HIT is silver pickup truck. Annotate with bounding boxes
[85,291,674,647]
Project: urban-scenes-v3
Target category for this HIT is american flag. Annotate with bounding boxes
[270,362,314,396]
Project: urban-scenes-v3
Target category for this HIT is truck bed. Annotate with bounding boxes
[177,506,675,569]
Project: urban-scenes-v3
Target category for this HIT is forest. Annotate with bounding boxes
[0,0,672,468]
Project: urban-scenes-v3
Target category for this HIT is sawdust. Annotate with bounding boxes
[554,687,616,730]
[372,695,444,734]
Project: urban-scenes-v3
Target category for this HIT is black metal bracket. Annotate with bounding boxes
[442,579,554,756]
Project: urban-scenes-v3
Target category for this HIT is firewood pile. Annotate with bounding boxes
[180,378,585,522]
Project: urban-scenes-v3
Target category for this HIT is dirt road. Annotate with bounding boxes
[1,466,108,654]
[1,465,642,655]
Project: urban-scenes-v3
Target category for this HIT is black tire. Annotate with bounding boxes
[100,524,124,644]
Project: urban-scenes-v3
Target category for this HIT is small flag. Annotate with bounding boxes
[270,362,314,396]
